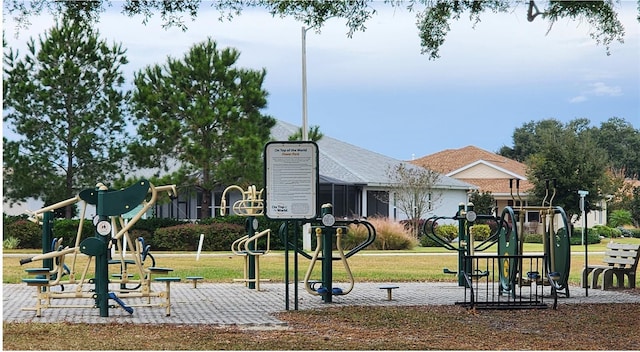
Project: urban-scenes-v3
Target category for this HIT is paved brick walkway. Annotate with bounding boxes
[4,281,640,326]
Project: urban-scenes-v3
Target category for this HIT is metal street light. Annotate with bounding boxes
[301,26,311,141]
[578,189,589,297]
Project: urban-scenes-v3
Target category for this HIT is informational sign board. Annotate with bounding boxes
[264,141,319,220]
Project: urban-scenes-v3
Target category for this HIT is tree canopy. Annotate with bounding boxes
[504,118,614,221]
[4,0,635,59]
[3,14,130,218]
[128,38,275,219]
[499,117,640,179]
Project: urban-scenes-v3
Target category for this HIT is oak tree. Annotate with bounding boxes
[4,1,633,59]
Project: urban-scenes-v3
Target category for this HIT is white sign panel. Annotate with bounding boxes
[264,141,318,220]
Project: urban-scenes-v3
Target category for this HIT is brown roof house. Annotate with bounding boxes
[411,145,542,232]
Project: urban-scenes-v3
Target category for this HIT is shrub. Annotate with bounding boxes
[3,237,21,249]
[524,233,543,244]
[345,217,416,250]
[3,219,41,249]
[435,224,458,242]
[470,224,491,242]
[626,228,640,238]
[199,216,288,250]
[592,225,618,238]
[53,219,94,246]
[608,210,633,228]
[570,227,601,245]
[131,218,187,247]
[419,223,458,247]
[153,222,245,251]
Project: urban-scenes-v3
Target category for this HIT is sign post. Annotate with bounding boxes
[264,141,319,309]
[264,141,319,221]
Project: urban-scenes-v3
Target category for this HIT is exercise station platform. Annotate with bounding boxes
[4,282,640,326]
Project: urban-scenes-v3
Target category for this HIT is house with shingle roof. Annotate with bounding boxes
[410,145,542,229]
[266,120,476,221]
[410,145,610,229]
[150,120,477,221]
[5,120,477,223]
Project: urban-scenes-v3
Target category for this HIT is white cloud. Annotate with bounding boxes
[569,95,587,103]
[587,82,622,97]
[569,81,623,103]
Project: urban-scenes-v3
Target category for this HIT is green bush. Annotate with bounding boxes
[3,237,21,249]
[524,233,543,244]
[153,222,245,251]
[608,210,634,228]
[53,219,94,246]
[470,224,491,242]
[570,227,601,245]
[3,219,41,249]
[435,224,458,242]
[591,225,624,238]
[419,223,459,247]
[131,218,188,247]
[624,228,640,238]
[344,218,416,250]
[199,216,288,250]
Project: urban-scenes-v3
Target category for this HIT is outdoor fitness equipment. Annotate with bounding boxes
[220,184,271,290]
[422,178,571,300]
[423,202,501,286]
[282,203,376,303]
[19,179,178,317]
[500,179,571,298]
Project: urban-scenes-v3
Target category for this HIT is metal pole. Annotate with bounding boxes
[301,26,308,141]
[247,217,256,290]
[584,209,588,297]
[578,190,589,297]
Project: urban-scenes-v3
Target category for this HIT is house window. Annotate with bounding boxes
[214,191,227,217]
[367,191,388,218]
[507,200,525,207]
[319,184,360,218]
[196,191,213,219]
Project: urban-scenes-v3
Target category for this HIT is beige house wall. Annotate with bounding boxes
[453,163,512,179]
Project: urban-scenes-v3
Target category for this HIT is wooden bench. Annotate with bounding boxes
[582,242,640,290]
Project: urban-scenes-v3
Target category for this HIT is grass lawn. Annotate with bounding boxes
[5,237,639,287]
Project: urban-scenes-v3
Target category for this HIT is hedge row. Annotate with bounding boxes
[5,213,638,251]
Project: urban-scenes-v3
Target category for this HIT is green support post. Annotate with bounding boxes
[457,203,466,286]
[41,211,54,273]
[246,216,256,290]
[321,204,334,303]
[95,184,110,317]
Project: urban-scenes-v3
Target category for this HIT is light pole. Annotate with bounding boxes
[578,189,589,296]
[301,26,310,141]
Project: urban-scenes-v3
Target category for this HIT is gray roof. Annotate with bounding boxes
[271,120,475,190]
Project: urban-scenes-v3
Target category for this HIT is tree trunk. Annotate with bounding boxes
[200,189,211,219]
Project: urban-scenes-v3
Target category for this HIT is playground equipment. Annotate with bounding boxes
[499,179,571,299]
[19,179,179,317]
[220,184,271,290]
[281,203,377,304]
[423,178,571,308]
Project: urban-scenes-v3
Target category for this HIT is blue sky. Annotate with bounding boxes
[3,2,639,161]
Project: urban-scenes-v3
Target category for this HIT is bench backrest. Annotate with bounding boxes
[602,242,640,269]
